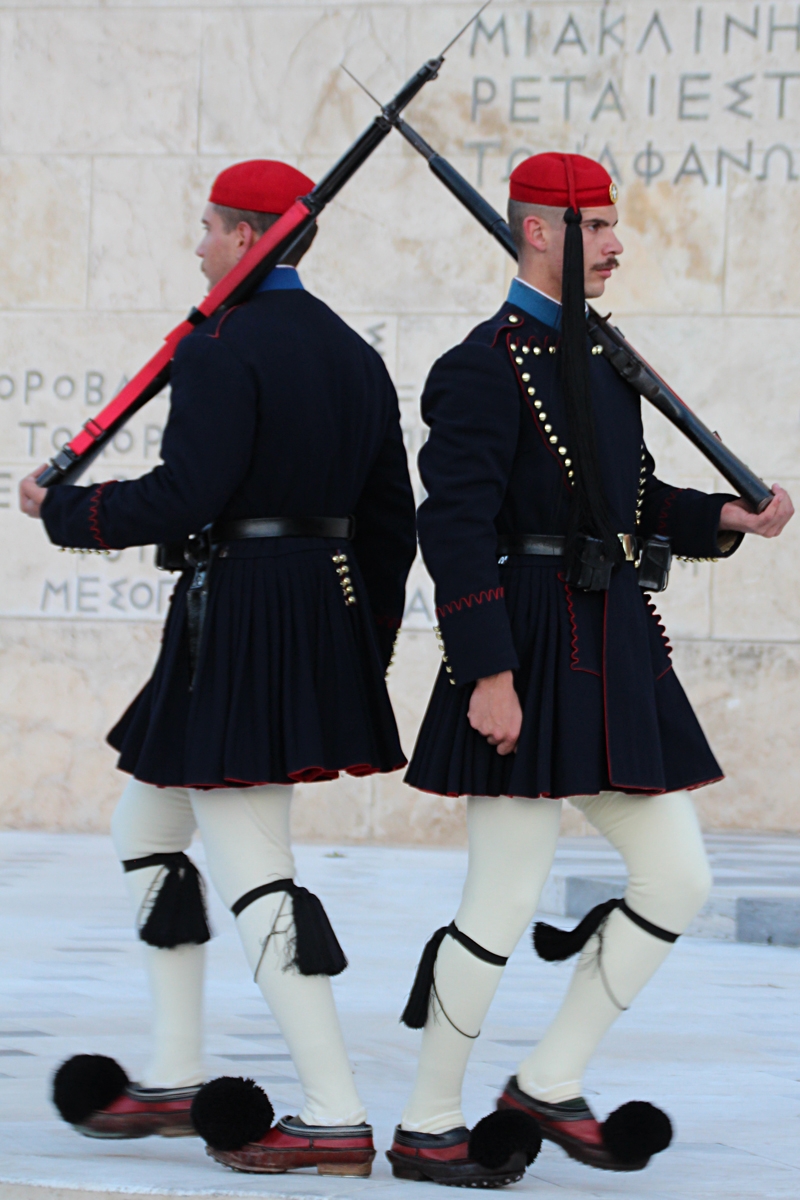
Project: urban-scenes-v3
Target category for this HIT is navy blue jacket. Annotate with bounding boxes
[406,292,741,799]
[42,284,417,787]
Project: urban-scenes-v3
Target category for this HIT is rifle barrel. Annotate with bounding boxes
[395,120,518,259]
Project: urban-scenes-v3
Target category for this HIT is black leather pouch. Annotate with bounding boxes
[564,535,614,592]
[154,542,190,572]
[637,534,672,592]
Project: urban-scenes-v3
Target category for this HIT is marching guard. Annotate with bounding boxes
[388,153,793,1185]
[20,159,416,1176]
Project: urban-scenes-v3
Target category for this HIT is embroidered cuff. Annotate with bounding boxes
[437,592,519,686]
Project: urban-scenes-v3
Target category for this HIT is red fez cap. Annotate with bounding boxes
[509,153,617,210]
[209,160,315,214]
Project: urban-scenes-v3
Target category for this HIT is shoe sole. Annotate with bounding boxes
[75,1120,196,1140]
[223,1163,373,1177]
[210,1148,374,1177]
[540,1128,648,1173]
[386,1151,524,1188]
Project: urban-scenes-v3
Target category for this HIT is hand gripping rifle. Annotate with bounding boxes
[342,76,772,513]
[36,4,491,489]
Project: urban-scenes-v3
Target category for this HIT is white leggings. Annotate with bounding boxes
[401,790,712,1133]
[111,779,366,1126]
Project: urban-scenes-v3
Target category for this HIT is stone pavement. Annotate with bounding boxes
[1,830,799,1200]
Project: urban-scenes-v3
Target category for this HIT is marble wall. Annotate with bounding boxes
[1,1,799,839]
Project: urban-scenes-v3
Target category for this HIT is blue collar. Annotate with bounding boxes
[507,278,561,330]
[256,265,304,293]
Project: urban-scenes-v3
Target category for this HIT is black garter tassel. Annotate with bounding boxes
[231,879,348,977]
[533,898,621,962]
[123,852,212,949]
[401,925,450,1029]
[290,885,348,977]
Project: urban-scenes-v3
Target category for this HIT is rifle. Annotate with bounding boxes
[343,78,772,514]
[37,3,491,489]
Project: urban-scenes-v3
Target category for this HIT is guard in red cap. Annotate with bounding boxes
[23,159,416,1174]
[387,153,792,1184]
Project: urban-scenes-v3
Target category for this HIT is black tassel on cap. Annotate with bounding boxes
[230,879,347,977]
[560,196,622,581]
[123,852,212,949]
[533,898,621,962]
[401,925,450,1029]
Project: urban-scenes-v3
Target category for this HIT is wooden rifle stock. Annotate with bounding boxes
[393,118,773,513]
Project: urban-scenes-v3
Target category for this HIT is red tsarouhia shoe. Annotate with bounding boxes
[191,1076,375,1177]
[76,1084,199,1139]
[386,1111,541,1188]
[497,1076,672,1172]
[52,1055,198,1138]
[208,1115,376,1176]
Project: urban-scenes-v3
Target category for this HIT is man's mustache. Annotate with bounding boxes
[592,258,619,271]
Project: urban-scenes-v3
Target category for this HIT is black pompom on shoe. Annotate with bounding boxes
[602,1102,673,1165]
[469,1110,542,1170]
[52,1055,129,1125]
[191,1076,274,1151]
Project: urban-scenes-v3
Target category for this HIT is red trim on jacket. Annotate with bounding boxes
[644,593,674,678]
[559,572,600,676]
[88,481,115,550]
[437,587,504,619]
[488,312,521,348]
[208,306,242,339]
[657,488,678,534]
[149,758,408,790]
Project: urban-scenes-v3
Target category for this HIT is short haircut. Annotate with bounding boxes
[507,199,565,253]
[212,204,318,266]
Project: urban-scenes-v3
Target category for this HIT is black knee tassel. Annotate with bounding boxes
[123,852,212,949]
[231,880,348,977]
[401,926,450,1029]
[401,923,509,1029]
[290,885,348,976]
[533,899,620,962]
[533,898,679,962]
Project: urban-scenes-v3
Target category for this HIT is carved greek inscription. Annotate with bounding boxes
[460,4,800,188]
[39,574,175,616]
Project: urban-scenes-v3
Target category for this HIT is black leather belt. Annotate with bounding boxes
[497,532,638,562]
[497,534,565,557]
[213,516,355,542]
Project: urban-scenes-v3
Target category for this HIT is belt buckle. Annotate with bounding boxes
[618,532,637,562]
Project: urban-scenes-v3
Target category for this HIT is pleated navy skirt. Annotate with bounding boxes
[405,556,722,800]
[109,538,406,788]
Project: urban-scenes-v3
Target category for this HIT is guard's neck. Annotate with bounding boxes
[516,262,563,305]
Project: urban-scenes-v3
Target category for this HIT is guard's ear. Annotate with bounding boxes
[234,222,258,259]
[520,212,551,253]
